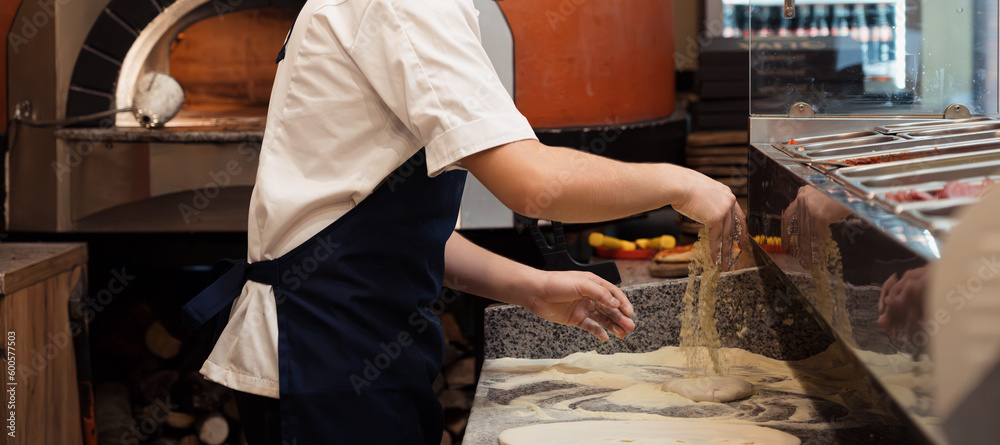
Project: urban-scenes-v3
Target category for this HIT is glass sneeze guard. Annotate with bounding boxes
[735,0,1000,116]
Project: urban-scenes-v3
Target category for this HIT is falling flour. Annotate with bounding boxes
[672,227,755,402]
[809,227,855,346]
[680,227,724,376]
[498,420,800,445]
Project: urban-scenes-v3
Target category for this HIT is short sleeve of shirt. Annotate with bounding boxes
[343,0,537,176]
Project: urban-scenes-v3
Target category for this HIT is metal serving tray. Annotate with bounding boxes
[776,135,902,157]
[836,153,999,233]
[777,131,881,148]
[893,198,982,234]
[899,122,1000,139]
[873,176,997,211]
[832,152,1000,198]
[800,132,1000,161]
[875,117,996,135]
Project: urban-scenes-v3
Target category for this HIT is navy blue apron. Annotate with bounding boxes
[183,149,467,444]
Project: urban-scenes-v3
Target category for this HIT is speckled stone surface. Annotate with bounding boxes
[483,267,833,361]
[468,267,922,445]
[782,272,896,354]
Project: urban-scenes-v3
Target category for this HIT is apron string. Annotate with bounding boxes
[275,17,298,63]
[181,259,280,331]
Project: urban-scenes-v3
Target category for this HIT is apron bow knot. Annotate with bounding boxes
[182,259,280,331]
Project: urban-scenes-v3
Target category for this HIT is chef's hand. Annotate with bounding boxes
[672,172,747,270]
[878,266,929,339]
[781,186,851,268]
[526,271,635,342]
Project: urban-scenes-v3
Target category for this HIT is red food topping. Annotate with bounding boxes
[884,190,934,202]
[838,148,939,166]
[885,178,995,202]
[938,177,995,199]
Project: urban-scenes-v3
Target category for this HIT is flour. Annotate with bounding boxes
[605,382,700,408]
[497,420,801,445]
[680,228,725,376]
[665,376,755,403]
[485,343,908,430]
[808,227,855,346]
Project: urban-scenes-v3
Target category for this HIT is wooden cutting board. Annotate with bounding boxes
[649,261,690,278]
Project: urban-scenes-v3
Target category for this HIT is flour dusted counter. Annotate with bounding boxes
[465,267,926,445]
[0,243,88,445]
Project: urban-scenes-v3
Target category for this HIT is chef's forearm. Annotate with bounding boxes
[442,231,542,306]
[462,139,696,223]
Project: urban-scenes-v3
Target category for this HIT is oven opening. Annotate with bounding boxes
[164,8,296,130]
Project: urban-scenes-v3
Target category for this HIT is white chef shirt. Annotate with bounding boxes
[200,0,537,398]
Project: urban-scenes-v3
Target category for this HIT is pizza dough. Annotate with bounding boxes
[664,376,755,403]
[497,420,800,445]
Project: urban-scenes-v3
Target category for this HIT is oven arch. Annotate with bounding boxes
[64,0,304,126]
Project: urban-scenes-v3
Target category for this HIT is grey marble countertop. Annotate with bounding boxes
[465,267,922,445]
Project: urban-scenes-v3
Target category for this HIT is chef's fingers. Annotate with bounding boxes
[589,310,628,339]
[718,209,731,271]
[595,304,636,335]
[878,312,894,337]
[707,221,722,271]
[880,285,902,336]
[722,207,735,271]
[735,202,749,249]
[586,274,633,317]
[798,211,814,269]
[781,200,799,252]
[573,273,623,311]
[881,282,912,338]
[726,203,748,270]
[708,207,732,271]
[878,273,901,315]
[577,317,610,342]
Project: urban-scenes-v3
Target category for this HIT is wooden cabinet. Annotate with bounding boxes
[0,243,87,445]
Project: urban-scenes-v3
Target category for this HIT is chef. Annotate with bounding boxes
[182,0,745,443]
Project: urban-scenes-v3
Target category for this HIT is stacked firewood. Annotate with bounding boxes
[436,312,477,445]
[91,300,479,445]
[95,374,236,445]
[92,299,241,445]
[685,130,750,213]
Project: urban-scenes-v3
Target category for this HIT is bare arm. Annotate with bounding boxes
[444,231,635,341]
[462,139,745,266]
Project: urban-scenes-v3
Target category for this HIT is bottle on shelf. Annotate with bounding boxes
[794,5,812,37]
[778,10,793,37]
[742,5,752,38]
[723,4,739,38]
[811,5,831,37]
[755,6,775,37]
[831,4,851,37]
[873,3,893,62]
[850,3,870,42]
[884,3,896,60]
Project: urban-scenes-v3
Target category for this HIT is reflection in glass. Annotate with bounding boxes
[742,0,998,115]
